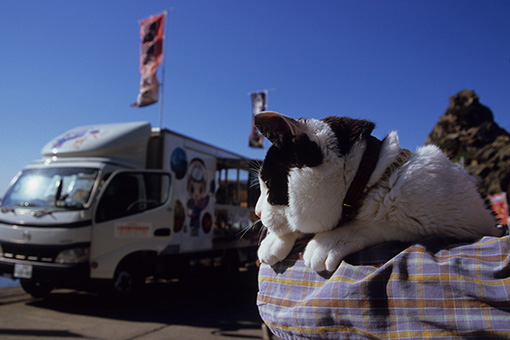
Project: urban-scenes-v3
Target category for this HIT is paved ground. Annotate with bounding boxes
[0,268,266,340]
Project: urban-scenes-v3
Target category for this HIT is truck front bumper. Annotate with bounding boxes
[0,258,90,286]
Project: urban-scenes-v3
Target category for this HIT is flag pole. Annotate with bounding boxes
[158,9,169,129]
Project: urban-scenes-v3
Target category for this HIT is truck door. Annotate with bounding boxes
[90,170,173,280]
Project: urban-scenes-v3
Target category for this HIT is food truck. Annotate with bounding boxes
[0,122,260,297]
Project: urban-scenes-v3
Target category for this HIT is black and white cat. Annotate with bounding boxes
[254,111,502,272]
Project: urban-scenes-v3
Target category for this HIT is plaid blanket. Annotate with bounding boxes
[257,234,510,339]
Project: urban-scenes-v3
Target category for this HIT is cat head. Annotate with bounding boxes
[254,111,375,234]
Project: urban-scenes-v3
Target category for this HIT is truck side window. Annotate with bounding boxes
[96,172,170,223]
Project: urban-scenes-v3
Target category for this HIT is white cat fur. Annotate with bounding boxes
[256,117,500,272]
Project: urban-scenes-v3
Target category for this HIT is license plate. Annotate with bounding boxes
[14,263,32,279]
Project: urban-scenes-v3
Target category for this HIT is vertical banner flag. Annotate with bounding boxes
[489,193,509,226]
[249,92,266,148]
[132,12,166,107]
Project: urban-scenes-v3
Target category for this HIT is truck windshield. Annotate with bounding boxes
[1,168,99,211]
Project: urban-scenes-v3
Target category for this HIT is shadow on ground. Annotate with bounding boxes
[26,267,262,336]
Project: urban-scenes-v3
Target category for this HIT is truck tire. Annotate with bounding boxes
[20,279,54,299]
[112,267,144,297]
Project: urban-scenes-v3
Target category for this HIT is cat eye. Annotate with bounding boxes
[264,179,270,188]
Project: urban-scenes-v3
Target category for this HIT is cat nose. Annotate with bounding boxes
[255,207,261,218]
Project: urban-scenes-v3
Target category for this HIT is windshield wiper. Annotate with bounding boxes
[32,209,54,217]
[0,206,16,213]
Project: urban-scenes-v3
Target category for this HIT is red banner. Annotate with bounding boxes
[490,193,509,225]
[132,13,165,107]
[249,92,266,148]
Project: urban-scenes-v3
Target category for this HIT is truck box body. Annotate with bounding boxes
[0,122,260,296]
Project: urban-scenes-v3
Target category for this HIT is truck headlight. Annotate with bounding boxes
[55,247,89,264]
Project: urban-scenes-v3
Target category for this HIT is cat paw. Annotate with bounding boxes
[303,235,344,272]
[258,232,296,266]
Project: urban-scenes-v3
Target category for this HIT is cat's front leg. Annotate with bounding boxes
[303,222,386,272]
[258,231,300,266]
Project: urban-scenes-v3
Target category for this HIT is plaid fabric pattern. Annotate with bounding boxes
[257,235,510,339]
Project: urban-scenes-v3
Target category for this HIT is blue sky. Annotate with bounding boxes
[1,0,509,195]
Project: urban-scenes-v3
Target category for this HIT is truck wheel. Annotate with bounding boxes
[20,279,54,299]
[112,267,143,297]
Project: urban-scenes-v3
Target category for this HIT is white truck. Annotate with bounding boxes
[0,122,260,297]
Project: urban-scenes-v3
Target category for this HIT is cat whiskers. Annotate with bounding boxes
[249,219,269,245]
[249,160,263,189]
[237,219,268,247]
[233,160,264,244]
[249,159,263,174]
[236,219,263,240]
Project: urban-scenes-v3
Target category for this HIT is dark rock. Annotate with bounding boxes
[425,89,510,199]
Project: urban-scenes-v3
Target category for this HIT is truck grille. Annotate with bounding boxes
[0,242,88,263]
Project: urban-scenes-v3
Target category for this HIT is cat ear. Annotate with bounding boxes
[254,111,307,148]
